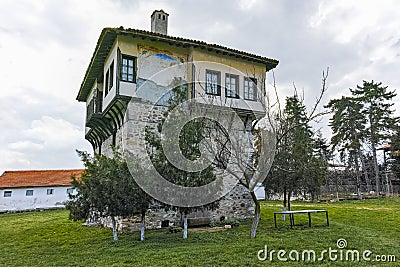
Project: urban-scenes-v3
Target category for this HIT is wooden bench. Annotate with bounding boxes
[274,210,329,228]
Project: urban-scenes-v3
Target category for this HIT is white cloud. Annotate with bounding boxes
[309,0,400,45]
[8,141,43,151]
[306,0,400,114]
[237,0,259,10]
[0,149,32,174]
[204,21,235,42]
[24,116,83,148]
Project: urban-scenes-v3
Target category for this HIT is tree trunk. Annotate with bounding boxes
[282,187,287,221]
[287,191,292,211]
[354,156,363,200]
[140,210,145,241]
[111,216,118,241]
[359,150,371,192]
[371,141,380,194]
[335,172,339,201]
[385,172,390,196]
[369,114,380,194]
[183,212,188,239]
[250,191,260,239]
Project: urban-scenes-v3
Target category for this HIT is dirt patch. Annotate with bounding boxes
[189,226,226,233]
[355,207,394,211]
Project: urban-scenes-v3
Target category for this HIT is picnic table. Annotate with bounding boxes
[274,209,329,228]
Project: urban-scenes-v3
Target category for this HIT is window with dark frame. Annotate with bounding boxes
[47,189,54,195]
[244,77,257,101]
[105,69,109,96]
[26,190,34,196]
[109,60,114,91]
[121,55,135,83]
[3,191,12,197]
[225,74,239,98]
[66,188,74,195]
[205,70,221,95]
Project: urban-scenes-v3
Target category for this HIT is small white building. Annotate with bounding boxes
[0,169,83,212]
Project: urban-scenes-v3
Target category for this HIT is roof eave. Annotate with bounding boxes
[0,184,71,189]
[77,28,117,102]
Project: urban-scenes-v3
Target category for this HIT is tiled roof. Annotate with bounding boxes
[76,27,279,101]
[0,169,84,189]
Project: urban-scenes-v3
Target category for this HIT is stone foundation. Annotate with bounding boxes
[210,184,254,222]
[90,185,254,232]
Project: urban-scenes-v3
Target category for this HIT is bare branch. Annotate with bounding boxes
[274,165,295,173]
[308,67,329,121]
[272,70,282,117]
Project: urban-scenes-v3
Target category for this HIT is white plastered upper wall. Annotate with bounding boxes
[88,35,267,113]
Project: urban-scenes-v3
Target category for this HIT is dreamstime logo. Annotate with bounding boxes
[257,238,397,263]
[123,61,276,207]
[336,238,347,249]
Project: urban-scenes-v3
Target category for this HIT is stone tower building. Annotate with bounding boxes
[76,11,278,230]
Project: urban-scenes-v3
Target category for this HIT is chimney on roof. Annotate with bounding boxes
[151,10,169,35]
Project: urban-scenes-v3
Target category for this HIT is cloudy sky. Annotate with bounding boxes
[1,0,399,173]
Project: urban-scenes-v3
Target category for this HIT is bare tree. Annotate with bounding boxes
[193,66,329,236]
[186,66,276,238]
[263,69,329,212]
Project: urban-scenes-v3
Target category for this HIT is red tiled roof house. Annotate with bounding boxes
[0,169,83,212]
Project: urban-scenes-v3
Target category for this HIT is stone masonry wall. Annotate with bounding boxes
[210,184,254,222]
[96,98,254,231]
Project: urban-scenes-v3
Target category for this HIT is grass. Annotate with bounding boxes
[0,198,399,266]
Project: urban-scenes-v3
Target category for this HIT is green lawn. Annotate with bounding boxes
[0,198,399,266]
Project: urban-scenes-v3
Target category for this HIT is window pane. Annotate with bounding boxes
[226,75,238,98]
[121,56,135,82]
[244,79,249,99]
[206,71,220,95]
[206,73,211,93]
[109,61,114,89]
[26,190,34,196]
[105,70,109,95]
[251,82,255,99]
[251,80,256,100]
[244,77,256,100]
